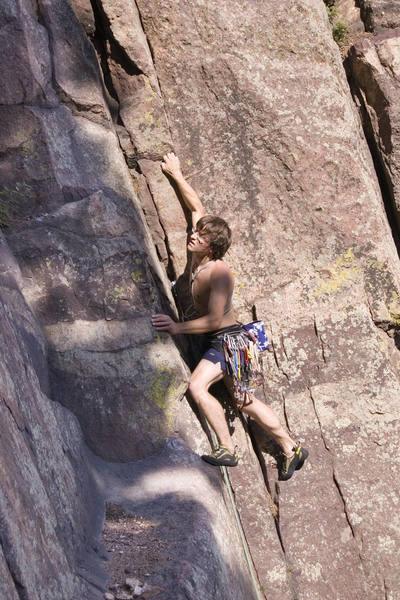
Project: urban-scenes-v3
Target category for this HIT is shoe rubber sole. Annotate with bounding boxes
[295,447,309,470]
[201,455,238,467]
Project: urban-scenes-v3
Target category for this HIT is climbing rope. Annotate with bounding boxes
[210,430,265,600]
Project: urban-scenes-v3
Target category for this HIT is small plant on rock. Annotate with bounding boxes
[332,20,348,44]
[323,0,348,47]
[326,5,338,23]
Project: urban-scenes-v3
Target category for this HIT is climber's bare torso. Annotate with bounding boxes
[190,252,236,329]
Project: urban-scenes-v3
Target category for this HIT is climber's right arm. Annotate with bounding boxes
[161,152,205,228]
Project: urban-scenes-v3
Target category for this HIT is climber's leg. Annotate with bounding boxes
[240,392,296,457]
[188,359,235,454]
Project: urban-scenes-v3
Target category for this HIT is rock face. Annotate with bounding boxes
[0,234,106,599]
[2,0,400,598]
[1,0,190,463]
[358,0,400,32]
[347,29,400,238]
[0,1,276,598]
[123,0,400,597]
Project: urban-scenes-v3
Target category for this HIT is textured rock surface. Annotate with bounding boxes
[130,0,400,596]
[358,0,400,32]
[2,0,400,598]
[0,0,277,597]
[90,437,259,600]
[0,234,106,599]
[1,0,190,462]
[347,30,400,235]
[337,0,365,34]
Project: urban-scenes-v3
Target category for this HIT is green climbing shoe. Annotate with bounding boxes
[279,444,309,481]
[201,445,239,467]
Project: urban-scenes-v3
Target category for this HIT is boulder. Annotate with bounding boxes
[358,0,400,32]
[0,233,106,599]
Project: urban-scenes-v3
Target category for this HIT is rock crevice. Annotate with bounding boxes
[2,0,400,597]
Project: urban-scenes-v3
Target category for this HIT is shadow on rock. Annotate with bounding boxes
[88,436,259,600]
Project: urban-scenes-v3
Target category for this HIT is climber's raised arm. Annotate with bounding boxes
[161,152,205,228]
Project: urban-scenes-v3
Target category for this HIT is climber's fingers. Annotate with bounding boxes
[161,152,181,177]
[151,313,178,334]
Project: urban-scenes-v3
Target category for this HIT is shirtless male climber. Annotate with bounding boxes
[151,152,308,480]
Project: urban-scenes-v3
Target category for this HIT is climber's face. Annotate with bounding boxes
[188,228,212,255]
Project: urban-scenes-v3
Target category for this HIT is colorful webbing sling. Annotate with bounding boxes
[222,328,263,409]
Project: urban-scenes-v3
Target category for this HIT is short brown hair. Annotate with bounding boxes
[196,215,232,260]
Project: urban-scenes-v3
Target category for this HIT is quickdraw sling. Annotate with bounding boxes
[222,328,262,409]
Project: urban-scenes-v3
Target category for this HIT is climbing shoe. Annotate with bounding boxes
[201,445,239,467]
[278,444,309,481]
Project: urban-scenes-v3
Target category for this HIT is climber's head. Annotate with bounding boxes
[189,215,232,260]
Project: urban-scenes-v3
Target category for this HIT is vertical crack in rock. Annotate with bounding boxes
[273,481,287,556]
[136,170,177,281]
[384,577,389,600]
[1,395,24,433]
[280,334,289,361]
[282,392,291,433]
[245,415,291,585]
[344,60,400,256]
[92,240,108,321]
[200,65,221,103]
[309,387,368,580]
[132,0,175,143]
[270,337,290,381]
[89,0,138,112]
[313,315,327,364]
[331,470,356,539]
[222,470,267,600]
[87,0,176,278]
[308,387,330,451]
[0,539,25,600]
[90,0,144,88]
[359,90,400,252]
[270,338,281,371]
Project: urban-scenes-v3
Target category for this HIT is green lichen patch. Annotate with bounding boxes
[130,270,145,284]
[145,365,187,434]
[0,182,35,227]
[312,248,361,298]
